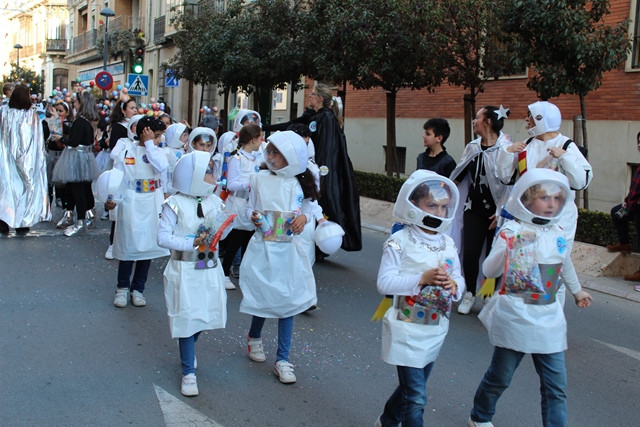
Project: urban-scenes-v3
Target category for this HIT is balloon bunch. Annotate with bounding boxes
[47,86,72,106]
[97,99,113,122]
[199,105,218,115]
[138,97,166,117]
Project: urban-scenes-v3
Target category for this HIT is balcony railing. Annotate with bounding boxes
[67,16,146,56]
[67,29,97,55]
[154,16,165,44]
[46,38,67,53]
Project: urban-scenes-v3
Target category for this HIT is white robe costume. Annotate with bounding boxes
[479,220,568,354]
[111,138,169,260]
[158,194,227,338]
[239,171,317,318]
[378,226,464,368]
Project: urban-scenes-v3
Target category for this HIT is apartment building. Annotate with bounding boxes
[2,0,69,96]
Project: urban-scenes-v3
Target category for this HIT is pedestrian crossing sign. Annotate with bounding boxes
[127,74,149,96]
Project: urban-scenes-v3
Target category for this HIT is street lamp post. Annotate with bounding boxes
[99,7,115,97]
[13,43,23,72]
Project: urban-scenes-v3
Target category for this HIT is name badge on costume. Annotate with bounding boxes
[125,157,136,165]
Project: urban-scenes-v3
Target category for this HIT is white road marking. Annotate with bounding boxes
[592,339,640,361]
[154,384,223,426]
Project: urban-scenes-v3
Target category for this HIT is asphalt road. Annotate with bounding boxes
[1,221,639,426]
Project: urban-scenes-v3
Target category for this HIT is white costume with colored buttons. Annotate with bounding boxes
[111,138,169,260]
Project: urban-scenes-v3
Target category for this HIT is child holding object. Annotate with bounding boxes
[468,169,592,427]
[107,116,169,308]
[239,131,319,384]
[157,151,233,397]
[375,170,465,427]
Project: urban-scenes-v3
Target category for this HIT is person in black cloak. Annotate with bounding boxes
[262,83,362,252]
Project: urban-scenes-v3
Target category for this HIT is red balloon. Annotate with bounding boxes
[89,81,95,86]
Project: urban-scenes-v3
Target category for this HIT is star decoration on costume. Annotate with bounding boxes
[464,199,472,211]
[479,173,489,187]
[496,105,510,120]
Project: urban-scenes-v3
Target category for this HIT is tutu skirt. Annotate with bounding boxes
[52,146,98,184]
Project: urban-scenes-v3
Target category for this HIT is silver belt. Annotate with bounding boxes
[170,249,219,269]
[395,296,447,325]
[67,145,92,152]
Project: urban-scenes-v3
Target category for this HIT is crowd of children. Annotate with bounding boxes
[2,81,601,425]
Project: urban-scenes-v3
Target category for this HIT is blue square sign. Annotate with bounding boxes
[165,69,179,88]
[127,74,149,96]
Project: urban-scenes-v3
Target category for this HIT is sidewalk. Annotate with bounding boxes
[359,196,640,304]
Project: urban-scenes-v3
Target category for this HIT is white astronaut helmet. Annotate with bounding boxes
[126,114,145,140]
[392,170,459,233]
[232,109,262,132]
[172,151,219,197]
[504,168,571,226]
[187,127,217,153]
[165,123,188,149]
[527,101,561,137]
[264,131,308,178]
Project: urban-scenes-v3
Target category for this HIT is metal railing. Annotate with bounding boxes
[46,38,67,53]
[154,16,165,44]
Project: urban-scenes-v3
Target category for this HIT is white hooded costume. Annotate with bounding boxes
[157,151,228,338]
[239,131,317,318]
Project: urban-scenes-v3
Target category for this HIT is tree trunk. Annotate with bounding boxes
[579,94,589,210]
[463,93,475,145]
[222,86,230,133]
[385,91,399,177]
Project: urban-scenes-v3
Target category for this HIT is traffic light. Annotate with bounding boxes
[132,47,144,74]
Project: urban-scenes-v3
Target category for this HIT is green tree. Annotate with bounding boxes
[309,0,450,176]
[502,0,630,208]
[439,0,523,143]
[3,64,44,97]
[171,0,306,126]
[502,0,629,152]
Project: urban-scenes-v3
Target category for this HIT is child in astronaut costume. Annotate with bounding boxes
[161,122,188,195]
[468,169,592,427]
[108,116,169,308]
[157,151,229,397]
[496,101,593,305]
[375,170,465,427]
[239,131,318,384]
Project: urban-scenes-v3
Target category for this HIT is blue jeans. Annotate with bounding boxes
[117,259,151,293]
[470,346,567,427]
[179,332,201,375]
[248,316,293,362]
[379,363,434,427]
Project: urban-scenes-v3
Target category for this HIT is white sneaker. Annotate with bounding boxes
[104,245,114,260]
[130,290,146,307]
[247,336,266,362]
[273,360,296,384]
[458,291,476,315]
[224,276,236,290]
[113,288,129,308]
[181,374,199,396]
[467,417,493,427]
